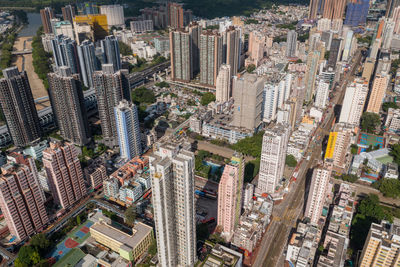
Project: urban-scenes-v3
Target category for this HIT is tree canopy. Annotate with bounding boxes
[390,144,400,166]
[200,92,216,106]
[285,154,297,167]
[125,206,136,226]
[360,112,381,134]
[131,87,156,104]
[351,194,392,253]
[246,64,256,73]
[231,131,264,158]
[382,102,399,112]
[118,41,133,56]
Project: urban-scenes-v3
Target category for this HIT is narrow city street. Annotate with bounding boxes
[252,50,363,267]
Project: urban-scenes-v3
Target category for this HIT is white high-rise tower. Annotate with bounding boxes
[150,140,197,266]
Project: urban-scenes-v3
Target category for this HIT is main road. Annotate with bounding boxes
[252,50,364,267]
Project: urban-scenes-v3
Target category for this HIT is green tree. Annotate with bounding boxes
[382,102,399,112]
[377,179,400,198]
[246,64,256,73]
[360,112,381,134]
[31,251,41,265]
[125,206,137,226]
[118,41,133,56]
[148,239,157,256]
[131,87,156,104]
[350,144,358,155]
[14,258,27,267]
[155,81,169,88]
[390,144,400,165]
[285,155,297,167]
[30,233,50,256]
[339,174,358,183]
[324,51,330,60]
[351,194,391,252]
[16,245,37,266]
[76,214,81,225]
[295,59,302,63]
[200,92,216,106]
[231,131,264,158]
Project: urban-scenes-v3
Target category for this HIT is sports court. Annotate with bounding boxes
[48,220,94,262]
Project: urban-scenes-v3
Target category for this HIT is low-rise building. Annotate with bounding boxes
[23,140,49,161]
[84,160,107,190]
[231,197,273,253]
[385,108,400,134]
[90,219,154,262]
[199,243,243,267]
[201,113,254,144]
[286,222,319,266]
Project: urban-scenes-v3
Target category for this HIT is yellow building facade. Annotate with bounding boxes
[90,220,154,262]
[73,14,108,40]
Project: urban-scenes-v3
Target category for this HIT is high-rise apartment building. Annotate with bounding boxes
[257,123,290,194]
[224,26,240,76]
[359,220,400,266]
[100,5,125,28]
[77,40,101,88]
[188,22,201,74]
[304,166,332,225]
[48,67,91,146]
[114,100,142,161]
[286,30,297,58]
[150,140,197,266]
[167,2,192,29]
[308,0,318,19]
[43,141,87,209]
[215,64,231,103]
[263,83,278,123]
[386,0,400,17]
[232,73,264,130]
[304,51,321,102]
[168,23,202,83]
[328,38,342,69]
[324,124,352,171]
[323,0,347,20]
[73,14,108,40]
[339,78,369,125]
[51,35,80,74]
[344,0,370,26]
[314,80,330,109]
[131,20,154,33]
[170,29,191,82]
[217,153,244,241]
[167,2,183,28]
[62,5,75,24]
[0,158,48,241]
[93,64,130,146]
[101,35,122,71]
[367,74,389,114]
[246,31,265,67]
[53,21,75,40]
[40,7,55,34]
[200,31,223,87]
[0,67,41,147]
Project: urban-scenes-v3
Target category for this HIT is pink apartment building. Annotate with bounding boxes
[43,141,87,209]
[218,164,239,241]
[0,160,49,241]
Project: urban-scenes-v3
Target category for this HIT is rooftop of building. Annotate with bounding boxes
[91,220,152,250]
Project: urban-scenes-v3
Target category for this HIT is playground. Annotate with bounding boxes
[48,220,94,262]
